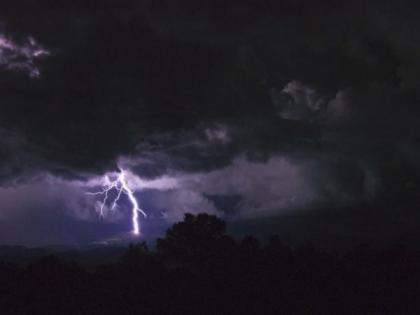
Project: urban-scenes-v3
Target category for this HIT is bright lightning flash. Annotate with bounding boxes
[87,169,146,235]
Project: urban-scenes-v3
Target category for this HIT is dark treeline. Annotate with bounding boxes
[1,213,420,314]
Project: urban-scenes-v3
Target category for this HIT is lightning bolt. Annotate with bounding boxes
[87,169,146,235]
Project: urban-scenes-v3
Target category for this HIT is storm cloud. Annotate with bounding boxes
[0,0,419,244]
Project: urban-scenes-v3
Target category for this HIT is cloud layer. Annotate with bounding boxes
[0,0,419,243]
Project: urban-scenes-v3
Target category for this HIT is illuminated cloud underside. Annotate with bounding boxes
[0,33,49,77]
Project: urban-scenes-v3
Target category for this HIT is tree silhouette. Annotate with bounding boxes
[1,215,420,314]
[156,213,226,266]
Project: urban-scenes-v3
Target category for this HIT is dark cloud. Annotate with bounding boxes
[0,0,419,244]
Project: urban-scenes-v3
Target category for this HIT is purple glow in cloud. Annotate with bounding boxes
[0,32,49,77]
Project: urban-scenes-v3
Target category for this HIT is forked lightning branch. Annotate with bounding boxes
[87,169,146,235]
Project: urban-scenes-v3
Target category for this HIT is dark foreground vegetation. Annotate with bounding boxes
[1,213,420,314]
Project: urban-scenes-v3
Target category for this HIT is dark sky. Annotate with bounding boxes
[0,0,420,246]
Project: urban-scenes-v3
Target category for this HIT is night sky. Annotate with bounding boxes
[0,0,420,246]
